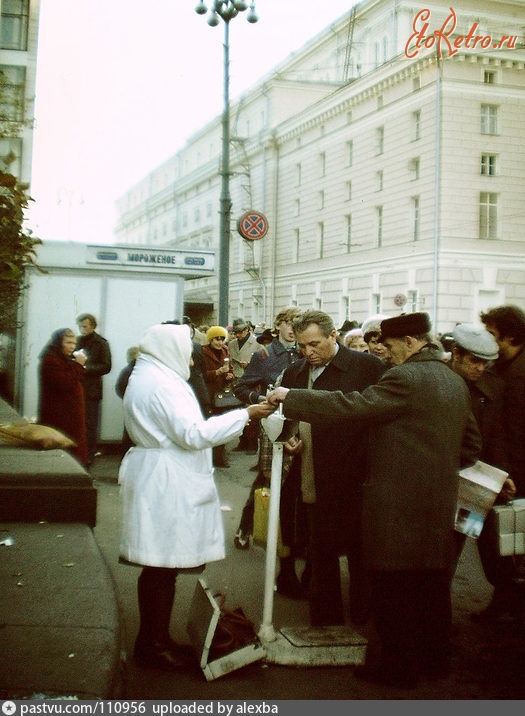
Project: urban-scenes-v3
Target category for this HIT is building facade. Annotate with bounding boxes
[0,0,40,184]
[114,0,525,335]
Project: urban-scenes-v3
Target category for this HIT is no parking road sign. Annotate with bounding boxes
[237,210,268,241]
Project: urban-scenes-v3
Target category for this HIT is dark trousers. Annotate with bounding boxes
[85,398,101,460]
[305,504,370,626]
[369,568,452,681]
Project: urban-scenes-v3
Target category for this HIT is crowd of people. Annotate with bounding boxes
[36,303,525,687]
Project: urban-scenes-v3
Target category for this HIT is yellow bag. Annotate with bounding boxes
[252,487,290,558]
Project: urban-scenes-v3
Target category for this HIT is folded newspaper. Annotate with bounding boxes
[455,460,508,538]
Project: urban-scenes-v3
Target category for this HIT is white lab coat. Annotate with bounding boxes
[119,348,249,568]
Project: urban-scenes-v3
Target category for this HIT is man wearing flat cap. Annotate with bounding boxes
[448,323,517,621]
[266,311,481,689]
[228,318,262,452]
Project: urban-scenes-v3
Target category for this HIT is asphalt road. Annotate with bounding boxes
[90,444,525,704]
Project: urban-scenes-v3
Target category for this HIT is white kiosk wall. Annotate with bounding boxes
[17,242,215,442]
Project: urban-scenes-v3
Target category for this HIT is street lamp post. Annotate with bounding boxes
[195,1,258,327]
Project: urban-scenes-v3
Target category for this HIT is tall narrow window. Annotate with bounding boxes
[345,214,352,252]
[318,190,325,210]
[318,222,325,258]
[293,229,300,263]
[376,170,383,192]
[412,196,420,241]
[346,140,353,167]
[319,152,326,177]
[376,206,383,247]
[413,110,421,140]
[295,162,302,187]
[484,70,496,84]
[479,192,498,239]
[294,198,301,216]
[345,180,352,202]
[410,157,420,180]
[376,127,384,155]
[1,0,29,50]
[481,104,498,135]
[480,154,497,176]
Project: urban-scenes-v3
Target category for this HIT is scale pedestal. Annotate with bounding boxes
[257,408,368,666]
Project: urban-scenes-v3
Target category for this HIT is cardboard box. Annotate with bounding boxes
[491,500,525,556]
[186,578,265,681]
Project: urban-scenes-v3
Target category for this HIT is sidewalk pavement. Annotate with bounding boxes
[90,440,525,702]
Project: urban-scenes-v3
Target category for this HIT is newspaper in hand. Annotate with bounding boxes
[455,460,509,538]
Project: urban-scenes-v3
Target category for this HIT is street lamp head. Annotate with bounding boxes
[194,1,208,15]
[233,1,248,10]
[207,11,220,26]
[246,2,258,23]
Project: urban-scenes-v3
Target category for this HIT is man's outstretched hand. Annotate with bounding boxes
[265,387,290,406]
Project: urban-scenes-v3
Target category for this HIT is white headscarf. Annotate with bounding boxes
[138,324,192,381]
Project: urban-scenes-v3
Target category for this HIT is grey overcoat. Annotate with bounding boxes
[282,348,481,571]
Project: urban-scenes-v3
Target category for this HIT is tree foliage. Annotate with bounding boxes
[0,170,42,334]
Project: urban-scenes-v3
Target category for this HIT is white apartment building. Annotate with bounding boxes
[0,0,40,184]
[114,0,525,335]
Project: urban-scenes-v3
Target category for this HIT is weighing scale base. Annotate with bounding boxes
[261,626,367,666]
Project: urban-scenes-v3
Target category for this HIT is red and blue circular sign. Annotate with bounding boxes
[237,211,268,241]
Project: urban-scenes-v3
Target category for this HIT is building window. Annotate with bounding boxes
[481,104,498,135]
[412,196,420,241]
[293,229,300,263]
[410,157,420,180]
[1,0,29,50]
[346,140,353,167]
[376,170,383,192]
[318,190,325,210]
[413,76,421,91]
[345,180,352,202]
[484,70,496,84]
[347,110,353,124]
[295,162,302,187]
[413,110,421,141]
[372,293,381,314]
[376,126,384,155]
[318,222,324,258]
[376,206,383,247]
[479,192,498,239]
[407,289,418,312]
[377,94,383,110]
[481,154,497,176]
[345,214,352,252]
[0,65,26,123]
[294,198,300,216]
[319,152,326,177]
[0,136,22,176]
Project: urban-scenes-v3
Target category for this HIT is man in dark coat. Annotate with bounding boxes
[267,312,481,689]
[280,310,385,626]
[478,304,525,622]
[76,313,112,464]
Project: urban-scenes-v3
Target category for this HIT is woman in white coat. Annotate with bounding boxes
[119,323,273,671]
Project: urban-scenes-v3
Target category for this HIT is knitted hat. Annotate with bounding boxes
[452,324,499,360]
[206,325,228,341]
[380,312,431,339]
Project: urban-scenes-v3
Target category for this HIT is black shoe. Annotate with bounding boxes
[354,664,418,689]
[276,572,307,600]
[470,605,515,624]
[234,530,250,550]
[134,641,196,671]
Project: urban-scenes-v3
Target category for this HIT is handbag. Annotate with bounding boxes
[208,593,259,660]
[253,487,290,558]
[212,387,243,411]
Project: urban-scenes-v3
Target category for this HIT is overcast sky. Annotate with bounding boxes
[27,0,358,244]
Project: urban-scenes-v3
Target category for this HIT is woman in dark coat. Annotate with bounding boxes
[38,328,88,467]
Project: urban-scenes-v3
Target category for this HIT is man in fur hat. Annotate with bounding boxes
[266,312,481,689]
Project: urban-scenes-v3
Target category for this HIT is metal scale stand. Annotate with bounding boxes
[257,405,368,666]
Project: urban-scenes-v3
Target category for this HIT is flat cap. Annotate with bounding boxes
[380,312,432,339]
[452,324,499,360]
